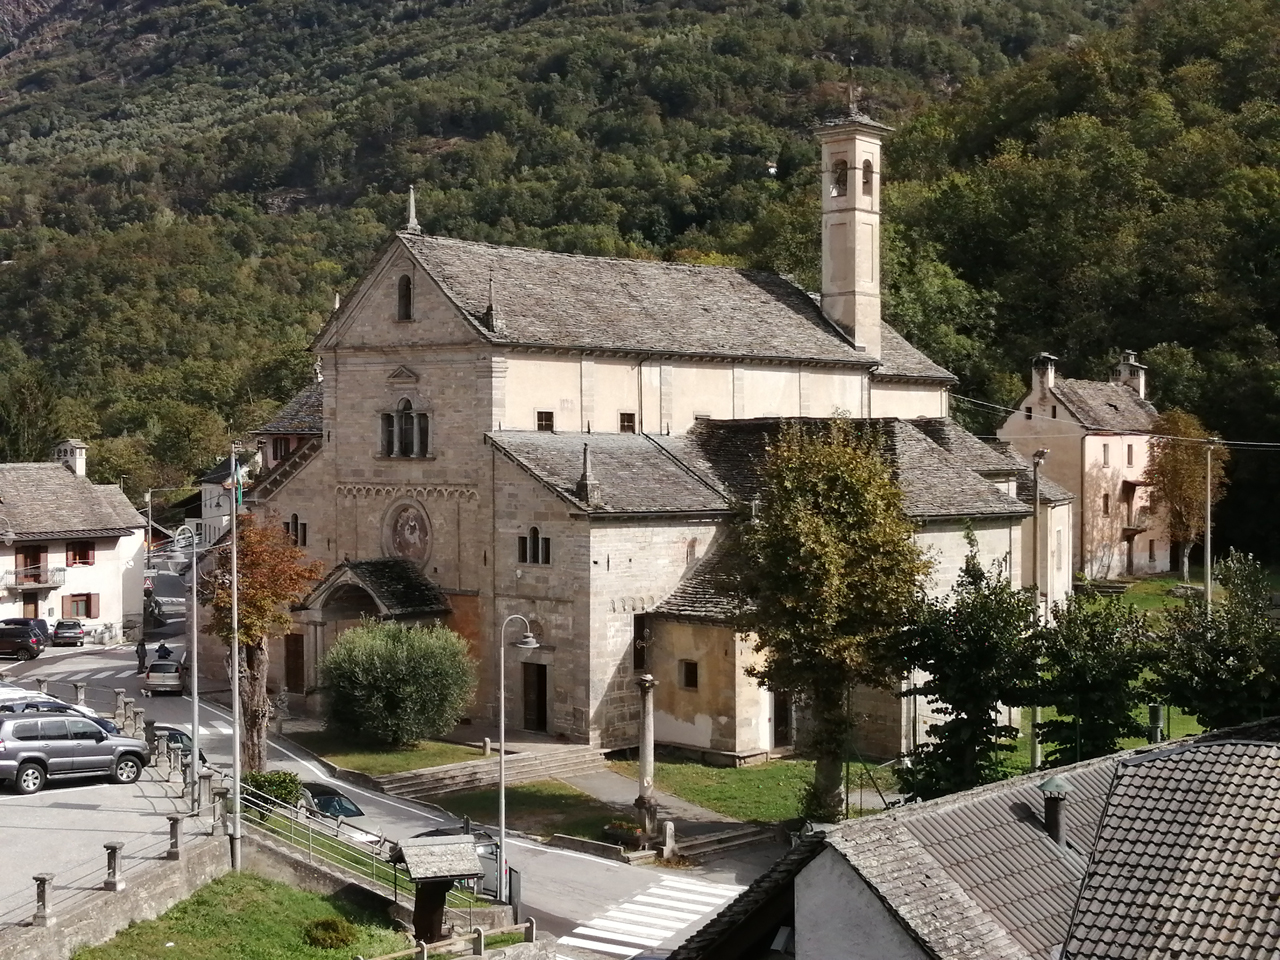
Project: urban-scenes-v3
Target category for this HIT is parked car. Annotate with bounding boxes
[51,619,86,647]
[300,781,382,845]
[150,723,206,763]
[0,715,150,794]
[0,697,118,734]
[0,625,45,661]
[0,618,50,641]
[143,659,182,694]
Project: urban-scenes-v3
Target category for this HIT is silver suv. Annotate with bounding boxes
[0,716,151,794]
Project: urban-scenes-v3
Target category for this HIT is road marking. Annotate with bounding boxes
[601,910,686,929]
[590,917,676,937]
[607,901,701,923]
[571,927,662,947]
[648,886,728,905]
[658,877,744,895]
[90,671,114,679]
[554,937,639,957]
[631,895,706,914]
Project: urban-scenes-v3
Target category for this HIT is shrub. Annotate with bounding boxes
[320,620,478,747]
[243,769,303,807]
[304,915,359,948]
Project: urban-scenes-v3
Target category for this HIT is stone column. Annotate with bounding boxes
[32,874,54,927]
[103,842,125,892]
[35,678,47,695]
[634,674,658,836]
[167,814,184,860]
[73,682,86,705]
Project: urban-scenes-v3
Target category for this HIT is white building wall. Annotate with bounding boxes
[795,848,929,960]
[871,381,948,418]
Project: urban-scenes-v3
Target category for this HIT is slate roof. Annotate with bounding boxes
[1053,378,1157,433]
[393,233,951,380]
[342,558,450,616]
[984,442,1076,505]
[652,547,742,623]
[256,383,322,435]
[912,418,1021,475]
[392,835,483,882]
[488,432,729,515]
[198,452,258,486]
[1063,741,1280,960]
[0,463,144,539]
[875,326,956,381]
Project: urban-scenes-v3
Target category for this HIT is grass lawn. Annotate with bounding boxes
[609,757,899,823]
[1004,704,1204,774]
[70,872,406,960]
[287,729,483,777]
[440,780,623,840]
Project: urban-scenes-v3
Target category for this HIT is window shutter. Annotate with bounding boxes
[62,595,72,618]
[88,594,100,619]
[87,542,95,565]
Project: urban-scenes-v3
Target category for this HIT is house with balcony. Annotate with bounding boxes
[0,441,146,640]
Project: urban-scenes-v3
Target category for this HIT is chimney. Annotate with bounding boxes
[1110,349,1147,400]
[1039,775,1074,848]
[815,111,892,360]
[575,443,600,506]
[51,439,88,477]
[1032,352,1057,397]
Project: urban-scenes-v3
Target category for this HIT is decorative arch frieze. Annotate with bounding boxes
[335,484,478,501]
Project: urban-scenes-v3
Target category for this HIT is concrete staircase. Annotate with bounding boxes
[675,824,777,858]
[249,436,322,502]
[378,744,609,800]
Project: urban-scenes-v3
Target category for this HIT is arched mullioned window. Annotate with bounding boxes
[862,159,874,196]
[831,159,848,197]
[398,399,415,455]
[397,274,413,321]
[381,399,430,457]
[518,526,551,565]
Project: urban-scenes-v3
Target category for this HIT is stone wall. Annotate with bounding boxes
[0,834,230,960]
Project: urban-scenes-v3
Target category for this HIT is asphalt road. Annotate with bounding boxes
[0,627,778,958]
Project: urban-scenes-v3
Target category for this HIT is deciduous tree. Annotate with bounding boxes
[1142,409,1228,582]
[736,420,930,820]
[1033,593,1152,766]
[885,543,1040,800]
[202,510,323,771]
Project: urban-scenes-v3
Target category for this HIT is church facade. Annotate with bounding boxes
[243,113,1068,760]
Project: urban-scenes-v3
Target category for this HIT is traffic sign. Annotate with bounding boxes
[144,577,153,590]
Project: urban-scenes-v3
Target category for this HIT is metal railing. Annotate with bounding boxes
[0,565,66,588]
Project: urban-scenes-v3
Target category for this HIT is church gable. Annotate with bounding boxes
[312,236,488,351]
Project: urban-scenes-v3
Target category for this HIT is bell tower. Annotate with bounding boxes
[816,110,891,359]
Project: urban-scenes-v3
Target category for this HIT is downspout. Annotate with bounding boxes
[491,443,499,724]
[1080,432,1088,579]
[637,358,645,434]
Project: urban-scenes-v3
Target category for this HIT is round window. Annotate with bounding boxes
[384,501,432,562]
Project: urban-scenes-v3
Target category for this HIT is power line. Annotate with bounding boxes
[952,395,1280,451]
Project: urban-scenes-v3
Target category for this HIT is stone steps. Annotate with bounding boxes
[675,824,776,858]
[379,745,609,799]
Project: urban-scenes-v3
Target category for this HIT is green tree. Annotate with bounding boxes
[1142,410,1228,582]
[320,620,478,748]
[1034,593,1152,766]
[736,420,930,820]
[1149,550,1280,730]
[202,510,324,771]
[887,544,1040,799]
[0,362,62,462]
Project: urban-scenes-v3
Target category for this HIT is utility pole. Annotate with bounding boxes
[228,442,242,870]
[1030,448,1049,772]
[1204,441,1214,605]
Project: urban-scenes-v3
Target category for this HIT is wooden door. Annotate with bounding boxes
[285,634,305,694]
[774,691,793,748]
[522,663,547,732]
[22,592,38,619]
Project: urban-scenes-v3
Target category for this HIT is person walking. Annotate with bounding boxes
[135,638,147,674]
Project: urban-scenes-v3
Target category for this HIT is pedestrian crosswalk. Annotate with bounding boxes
[557,876,743,959]
[162,721,235,737]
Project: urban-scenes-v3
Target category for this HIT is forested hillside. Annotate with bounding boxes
[886,0,1280,557]
[0,0,1137,500]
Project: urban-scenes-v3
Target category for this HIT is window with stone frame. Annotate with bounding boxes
[380,402,430,457]
[397,274,413,321]
[537,411,555,432]
[518,527,552,565]
[272,436,291,462]
[619,412,636,434]
[831,159,848,197]
[861,159,873,196]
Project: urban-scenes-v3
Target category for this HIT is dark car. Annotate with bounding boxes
[0,716,150,794]
[51,619,85,647]
[0,625,45,661]
[150,723,206,763]
[0,699,117,734]
[0,618,50,641]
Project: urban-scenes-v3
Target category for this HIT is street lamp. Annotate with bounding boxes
[174,524,201,806]
[144,486,196,569]
[224,440,244,871]
[1205,438,1219,605]
[0,515,15,546]
[498,614,539,904]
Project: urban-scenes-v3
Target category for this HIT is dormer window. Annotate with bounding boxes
[397,274,413,321]
[831,159,848,198]
[861,159,873,196]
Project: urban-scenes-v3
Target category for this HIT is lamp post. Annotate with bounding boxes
[498,614,539,904]
[226,441,243,871]
[0,516,14,547]
[174,524,200,804]
[144,486,195,569]
[1030,448,1049,771]
[1204,439,1217,605]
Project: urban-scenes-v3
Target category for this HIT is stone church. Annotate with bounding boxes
[244,111,1071,761]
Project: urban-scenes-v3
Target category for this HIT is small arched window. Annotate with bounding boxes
[831,159,848,198]
[397,274,413,321]
[861,159,873,197]
[686,538,698,564]
[398,399,415,457]
[290,513,300,545]
[519,526,551,565]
